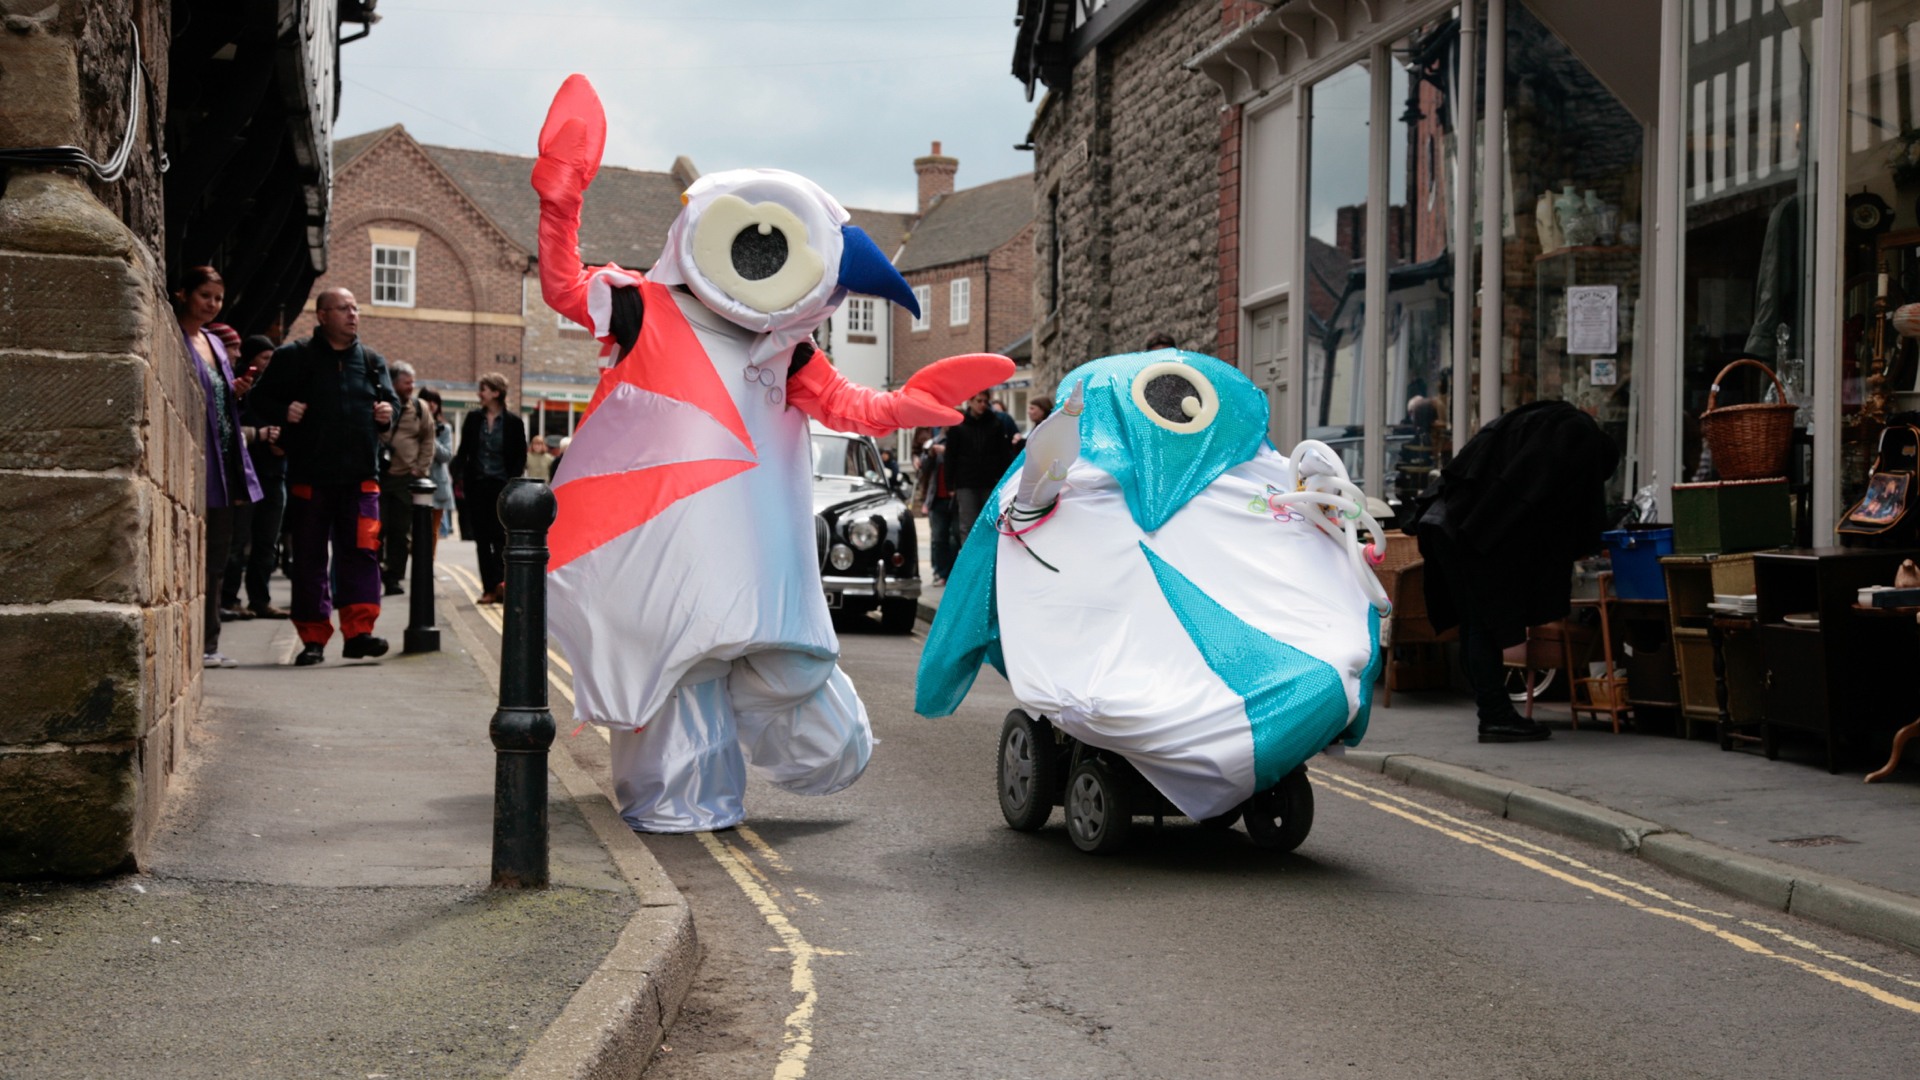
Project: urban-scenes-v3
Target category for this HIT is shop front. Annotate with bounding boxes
[1208,0,1920,541]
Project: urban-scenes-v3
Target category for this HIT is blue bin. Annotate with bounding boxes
[1603,527,1673,600]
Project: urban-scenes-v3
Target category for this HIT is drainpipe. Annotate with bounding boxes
[1479,0,1506,430]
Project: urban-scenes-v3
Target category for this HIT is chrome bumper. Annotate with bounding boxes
[821,572,921,601]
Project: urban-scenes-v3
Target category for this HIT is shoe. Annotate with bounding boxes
[249,605,291,619]
[477,590,501,605]
[342,634,389,659]
[219,608,250,622]
[1478,719,1552,743]
[202,652,239,668]
[383,582,404,596]
[293,643,325,666]
[931,576,946,587]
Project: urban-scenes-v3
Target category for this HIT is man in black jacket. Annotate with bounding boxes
[247,288,398,666]
[939,390,1015,546]
[1413,401,1618,742]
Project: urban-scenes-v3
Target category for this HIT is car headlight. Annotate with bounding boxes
[847,518,881,550]
[829,543,855,571]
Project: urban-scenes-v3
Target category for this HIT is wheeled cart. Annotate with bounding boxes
[995,709,1314,855]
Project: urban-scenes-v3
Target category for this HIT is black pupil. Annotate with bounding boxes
[732,225,789,281]
[1143,373,1199,424]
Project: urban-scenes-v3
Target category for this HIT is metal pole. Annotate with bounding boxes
[1479,0,1506,429]
[1453,0,1478,456]
[403,477,439,654]
[490,478,557,889]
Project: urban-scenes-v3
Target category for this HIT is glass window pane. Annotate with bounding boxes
[1305,62,1372,482]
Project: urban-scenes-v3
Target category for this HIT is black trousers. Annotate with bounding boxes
[467,475,508,592]
[204,505,238,653]
[222,476,286,610]
[379,473,417,587]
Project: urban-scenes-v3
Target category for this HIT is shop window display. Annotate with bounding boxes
[1303,62,1374,483]
[1681,0,1819,537]
[1842,0,1920,508]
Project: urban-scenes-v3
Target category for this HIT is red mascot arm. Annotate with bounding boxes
[787,350,1016,437]
[531,75,610,328]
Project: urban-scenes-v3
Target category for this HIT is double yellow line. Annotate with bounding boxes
[439,560,833,1078]
[1310,765,1920,1015]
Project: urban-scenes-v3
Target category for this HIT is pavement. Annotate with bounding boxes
[6,519,1920,1077]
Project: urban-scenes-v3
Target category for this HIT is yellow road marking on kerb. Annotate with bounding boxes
[697,831,822,1080]
[1312,766,1920,1016]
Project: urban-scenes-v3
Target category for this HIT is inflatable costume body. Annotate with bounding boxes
[917,351,1389,821]
[532,76,1012,830]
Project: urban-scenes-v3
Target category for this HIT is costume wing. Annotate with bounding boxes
[913,453,1023,717]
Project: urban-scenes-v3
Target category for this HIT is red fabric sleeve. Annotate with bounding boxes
[787,351,1015,436]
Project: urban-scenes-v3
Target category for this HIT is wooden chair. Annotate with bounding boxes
[1372,532,1457,707]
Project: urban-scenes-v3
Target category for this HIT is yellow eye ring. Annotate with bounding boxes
[1130,361,1219,433]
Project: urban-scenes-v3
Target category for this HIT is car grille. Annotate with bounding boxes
[814,513,830,571]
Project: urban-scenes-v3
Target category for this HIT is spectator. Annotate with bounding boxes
[943,390,1016,547]
[419,388,456,550]
[526,434,553,482]
[1144,332,1177,350]
[175,266,261,669]
[916,428,958,585]
[1013,394,1054,449]
[378,360,437,596]
[550,435,570,477]
[451,372,528,603]
[988,396,1019,438]
[222,334,291,620]
[879,447,900,486]
[247,287,398,666]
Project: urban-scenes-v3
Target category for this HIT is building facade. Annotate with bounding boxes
[1019,0,1920,538]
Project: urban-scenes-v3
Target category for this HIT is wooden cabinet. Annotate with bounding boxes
[1661,554,1758,740]
[1751,548,1920,772]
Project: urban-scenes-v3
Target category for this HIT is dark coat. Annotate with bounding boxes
[451,408,529,488]
[245,335,396,486]
[943,408,1015,490]
[1412,401,1619,647]
[189,328,263,509]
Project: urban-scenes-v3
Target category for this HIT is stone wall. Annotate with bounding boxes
[1028,0,1235,392]
[286,132,528,405]
[0,1,197,877]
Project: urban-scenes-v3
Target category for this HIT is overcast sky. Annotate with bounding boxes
[333,1,1039,213]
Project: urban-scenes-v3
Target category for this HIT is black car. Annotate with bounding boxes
[811,422,920,633]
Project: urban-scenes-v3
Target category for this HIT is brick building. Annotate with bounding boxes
[893,144,1037,418]
[1015,0,1259,401]
[292,125,695,439]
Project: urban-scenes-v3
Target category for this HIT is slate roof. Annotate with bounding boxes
[895,173,1035,273]
[338,127,925,275]
[420,144,685,270]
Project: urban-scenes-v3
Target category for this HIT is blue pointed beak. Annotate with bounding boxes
[839,224,919,317]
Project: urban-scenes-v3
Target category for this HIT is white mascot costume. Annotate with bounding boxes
[917,351,1389,846]
[531,75,1013,831]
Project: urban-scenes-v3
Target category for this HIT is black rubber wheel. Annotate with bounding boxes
[1243,767,1314,852]
[997,710,1058,832]
[1065,757,1132,854]
[878,596,918,634]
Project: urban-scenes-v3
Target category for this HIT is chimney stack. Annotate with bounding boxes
[914,140,958,216]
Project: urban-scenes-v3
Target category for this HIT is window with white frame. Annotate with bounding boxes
[949,277,971,326]
[911,285,931,331]
[844,297,875,335]
[371,245,415,307]
[557,310,588,332]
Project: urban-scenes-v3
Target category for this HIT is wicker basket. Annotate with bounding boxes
[1699,358,1796,481]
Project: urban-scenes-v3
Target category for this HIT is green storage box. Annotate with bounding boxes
[1672,478,1792,555]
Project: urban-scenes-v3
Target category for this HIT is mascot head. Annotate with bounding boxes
[648,169,919,364]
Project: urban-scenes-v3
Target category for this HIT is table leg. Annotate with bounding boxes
[1865,718,1920,783]
[1709,620,1733,751]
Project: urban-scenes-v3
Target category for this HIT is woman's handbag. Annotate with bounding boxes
[1838,423,1920,546]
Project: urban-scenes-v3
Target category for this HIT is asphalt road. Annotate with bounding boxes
[447,568,1920,1080]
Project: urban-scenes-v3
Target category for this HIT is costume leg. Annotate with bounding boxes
[608,678,746,832]
[335,479,386,638]
[729,649,873,796]
[287,484,336,646]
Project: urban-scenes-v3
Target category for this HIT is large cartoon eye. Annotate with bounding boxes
[690,194,825,313]
[1130,361,1219,433]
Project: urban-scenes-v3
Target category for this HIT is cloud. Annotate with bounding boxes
[334,0,1035,211]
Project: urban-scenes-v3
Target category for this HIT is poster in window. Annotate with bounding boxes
[1567,285,1618,355]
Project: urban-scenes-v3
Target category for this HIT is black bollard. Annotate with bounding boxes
[404,477,440,654]
[490,478,558,888]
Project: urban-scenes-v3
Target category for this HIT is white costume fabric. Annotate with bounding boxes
[917,351,1386,821]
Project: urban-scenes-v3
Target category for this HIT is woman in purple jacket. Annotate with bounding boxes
[175,266,262,668]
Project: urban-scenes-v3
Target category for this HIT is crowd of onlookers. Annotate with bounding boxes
[173,268,561,668]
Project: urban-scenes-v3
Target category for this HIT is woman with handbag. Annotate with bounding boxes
[451,372,527,603]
